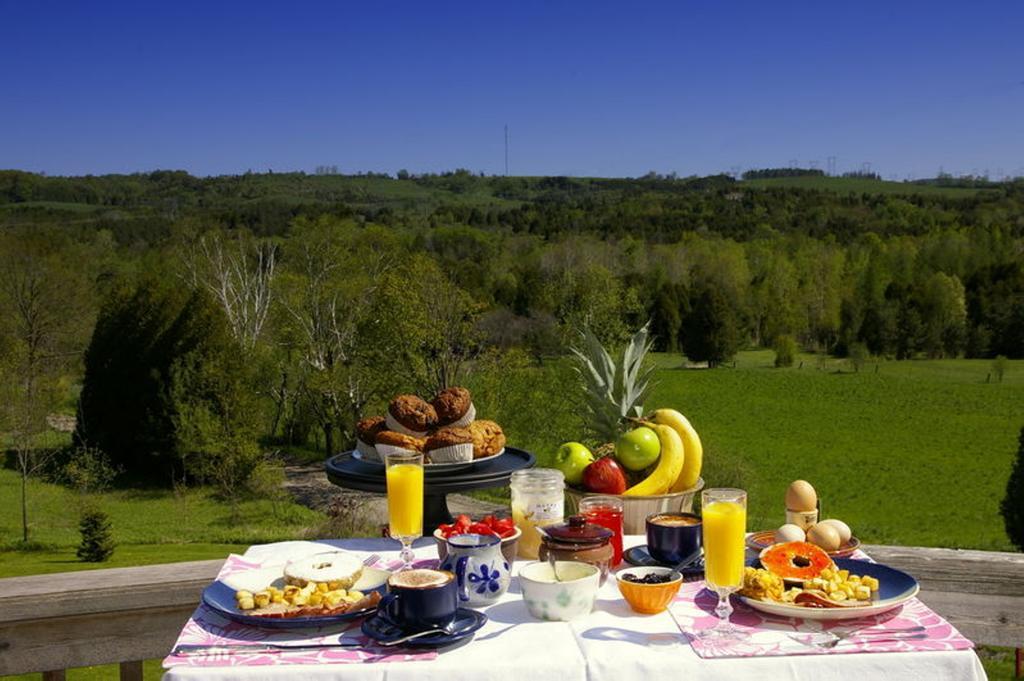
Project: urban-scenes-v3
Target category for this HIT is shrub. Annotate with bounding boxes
[849,342,870,373]
[77,508,115,562]
[1002,426,1024,551]
[310,496,381,540]
[76,278,254,482]
[993,355,1008,383]
[773,335,797,368]
[61,446,118,496]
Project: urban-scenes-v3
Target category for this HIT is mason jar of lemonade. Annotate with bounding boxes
[510,468,564,559]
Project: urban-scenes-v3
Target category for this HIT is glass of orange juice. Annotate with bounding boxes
[698,488,748,641]
[385,450,424,570]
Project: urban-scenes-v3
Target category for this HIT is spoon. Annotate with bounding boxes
[378,621,459,646]
[671,548,703,571]
[535,527,561,582]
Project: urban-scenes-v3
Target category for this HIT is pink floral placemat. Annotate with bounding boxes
[163,553,439,668]
[670,580,973,659]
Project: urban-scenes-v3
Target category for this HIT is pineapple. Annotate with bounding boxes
[570,322,656,445]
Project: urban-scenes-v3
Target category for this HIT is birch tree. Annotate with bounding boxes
[278,217,399,454]
[180,230,276,352]
[0,229,93,541]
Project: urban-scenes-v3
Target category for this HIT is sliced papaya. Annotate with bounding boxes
[760,541,833,580]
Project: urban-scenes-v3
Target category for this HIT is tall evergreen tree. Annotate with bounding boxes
[1002,427,1024,551]
[74,277,246,481]
[681,284,739,367]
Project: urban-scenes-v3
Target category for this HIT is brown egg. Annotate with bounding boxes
[785,480,818,512]
[807,522,842,552]
[819,519,852,544]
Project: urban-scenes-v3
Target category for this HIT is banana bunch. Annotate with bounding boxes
[623,408,703,496]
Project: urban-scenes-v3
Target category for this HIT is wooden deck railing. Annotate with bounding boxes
[1,545,1022,678]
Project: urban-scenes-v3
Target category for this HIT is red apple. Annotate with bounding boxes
[582,457,627,494]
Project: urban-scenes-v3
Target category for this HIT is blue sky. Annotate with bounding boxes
[2,1,1022,178]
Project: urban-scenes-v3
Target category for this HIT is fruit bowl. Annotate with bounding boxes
[434,526,521,566]
[565,477,704,535]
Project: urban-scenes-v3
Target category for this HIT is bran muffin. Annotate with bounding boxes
[431,387,476,428]
[355,415,386,461]
[468,420,506,459]
[385,394,437,436]
[374,430,426,460]
[423,426,474,464]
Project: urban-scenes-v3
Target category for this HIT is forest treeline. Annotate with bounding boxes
[1,169,1022,497]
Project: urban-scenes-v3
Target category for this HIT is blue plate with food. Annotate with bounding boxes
[202,551,391,629]
[738,554,919,621]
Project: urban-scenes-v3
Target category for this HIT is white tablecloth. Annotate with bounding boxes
[163,536,987,681]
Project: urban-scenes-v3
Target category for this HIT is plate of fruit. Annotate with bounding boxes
[555,326,706,533]
[737,542,919,621]
[556,408,701,497]
[557,408,705,533]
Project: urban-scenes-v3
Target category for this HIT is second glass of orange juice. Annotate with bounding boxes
[699,488,748,641]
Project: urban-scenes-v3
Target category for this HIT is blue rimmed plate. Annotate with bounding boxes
[201,563,391,629]
[738,557,919,621]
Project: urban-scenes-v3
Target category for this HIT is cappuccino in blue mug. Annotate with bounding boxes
[646,512,702,566]
[378,569,458,632]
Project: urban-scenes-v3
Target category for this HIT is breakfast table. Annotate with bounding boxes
[162,535,987,681]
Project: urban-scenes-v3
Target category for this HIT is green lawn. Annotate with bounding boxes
[0,468,324,577]
[644,352,1023,550]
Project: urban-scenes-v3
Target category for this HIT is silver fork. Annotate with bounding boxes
[172,641,362,656]
[789,626,926,649]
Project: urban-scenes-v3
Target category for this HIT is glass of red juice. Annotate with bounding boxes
[579,496,624,566]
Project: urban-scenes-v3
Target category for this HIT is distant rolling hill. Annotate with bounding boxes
[742,175,991,197]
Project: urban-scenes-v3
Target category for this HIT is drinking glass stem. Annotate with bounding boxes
[714,588,734,629]
[399,537,415,570]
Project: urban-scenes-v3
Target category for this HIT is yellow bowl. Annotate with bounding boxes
[615,566,683,614]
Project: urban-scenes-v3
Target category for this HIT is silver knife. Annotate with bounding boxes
[172,641,363,656]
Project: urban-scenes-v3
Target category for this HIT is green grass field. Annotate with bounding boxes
[0,469,324,578]
[742,176,990,197]
[641,351,1023,550]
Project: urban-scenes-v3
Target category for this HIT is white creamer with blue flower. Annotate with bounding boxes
[440,532,511,606]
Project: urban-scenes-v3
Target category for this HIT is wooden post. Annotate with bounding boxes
[42,672,66,681]
[120,660,144,681]
[1015,646,1021,678]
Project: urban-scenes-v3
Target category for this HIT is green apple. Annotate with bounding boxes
[554,442,595,485]
[615,426,661,471]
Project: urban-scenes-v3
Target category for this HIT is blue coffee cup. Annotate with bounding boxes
[378,569,458,632]
[645,512,702,566]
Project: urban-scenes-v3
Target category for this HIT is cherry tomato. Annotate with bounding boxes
[468,522,497,536]
[493,518,515,537]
